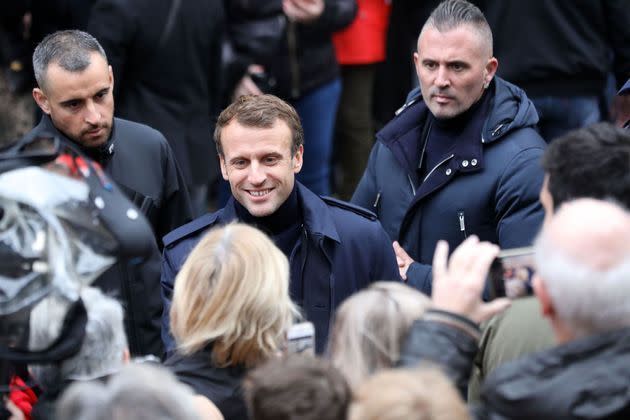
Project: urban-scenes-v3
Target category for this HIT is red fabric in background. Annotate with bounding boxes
[333,0,391,65]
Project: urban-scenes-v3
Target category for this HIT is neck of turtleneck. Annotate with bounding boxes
[234,185,301,236]
[431,88,490,133]
[419,88,491,179]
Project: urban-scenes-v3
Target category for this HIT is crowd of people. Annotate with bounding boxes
[0,0,629,419]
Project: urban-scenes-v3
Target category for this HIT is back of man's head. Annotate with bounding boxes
[29,287,128,390]
[542,122,630,209]
[32,30,107,89]
[534,199,630,339]
[348,367,470,420]
[243,354,350,420]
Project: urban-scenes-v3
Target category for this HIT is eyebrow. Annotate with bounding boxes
[60,97,83,106]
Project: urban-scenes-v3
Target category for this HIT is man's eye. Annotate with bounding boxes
[451,64,464,71]
[232,160,247,169]
[65,101,80,109]
[424,62,437,70]
[264,156,279,165]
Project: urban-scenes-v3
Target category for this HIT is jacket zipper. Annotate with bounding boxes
[422,153,455,183]
[491,122,508,137]
[287,20,300,98]
[373,191,382,210]
[458,211,467,238]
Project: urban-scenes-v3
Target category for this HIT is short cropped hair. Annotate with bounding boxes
[213,94,304,157]
[328,282,431,389]
[542,122,630,209]
[243,354,350,420]
[32,30,107,89]
[170,223,299,367]
[423,0,493,56]
[348,367,470,420]
[56,363,203,420]
[29,287,128,390]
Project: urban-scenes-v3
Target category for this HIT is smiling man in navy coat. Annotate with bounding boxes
[161,94,400,354]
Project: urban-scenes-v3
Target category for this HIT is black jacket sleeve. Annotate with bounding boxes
[399,310,480,394]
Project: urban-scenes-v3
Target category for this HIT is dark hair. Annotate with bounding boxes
[424,0,492,54]
[542,122,630,209]
[33,30,107,89]
[213,94,304,157]
[243,354,350,420]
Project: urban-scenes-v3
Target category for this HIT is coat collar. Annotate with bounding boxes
[377,77,539,176]
[222,182,340,243]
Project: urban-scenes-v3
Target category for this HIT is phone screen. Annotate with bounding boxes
[286,321,315,355]
[487,247,535,299]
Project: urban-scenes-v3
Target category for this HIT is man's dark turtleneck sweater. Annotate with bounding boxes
[234,185,304,302]
[419,89,491,180]
[234,185,302,250]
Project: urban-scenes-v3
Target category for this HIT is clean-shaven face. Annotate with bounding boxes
[219,119,303,217]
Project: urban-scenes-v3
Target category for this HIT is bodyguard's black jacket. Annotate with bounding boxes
[26,115,192,357]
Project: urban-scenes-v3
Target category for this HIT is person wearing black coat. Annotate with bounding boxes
[88,0,225,211]
[25,30,192,357]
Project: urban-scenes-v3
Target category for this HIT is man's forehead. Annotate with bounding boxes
[223,119,292,152]
[43,57,110,96]
[418,24,489,56]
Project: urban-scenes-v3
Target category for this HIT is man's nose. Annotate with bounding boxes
[84,101,101,125]
[247,161,266,185]
[435,66,450,88]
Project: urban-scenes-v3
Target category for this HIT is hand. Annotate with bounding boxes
[431,236,510,324]
[393,241,414,281]
[232,64,264,100]
[610,95,630,127]
[283,0,324,23]
[4,399,26,420]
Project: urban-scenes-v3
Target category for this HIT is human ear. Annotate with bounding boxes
[32,88,51,114]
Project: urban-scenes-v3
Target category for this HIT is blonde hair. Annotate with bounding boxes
[348,367,470,420]
[327,282,431,389]
[170,223,299,367]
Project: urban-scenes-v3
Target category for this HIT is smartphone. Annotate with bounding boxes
[286,321,315,355]
[487,247,535,299]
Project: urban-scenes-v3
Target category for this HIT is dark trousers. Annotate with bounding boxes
[335,64,377,200]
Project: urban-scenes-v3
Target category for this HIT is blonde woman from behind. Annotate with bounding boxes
[164,223,299,420]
